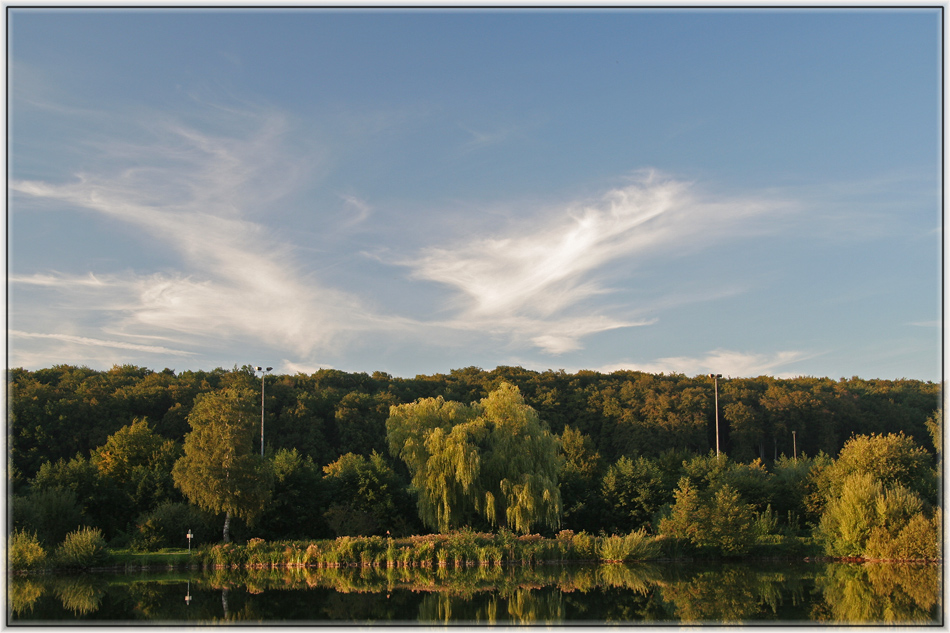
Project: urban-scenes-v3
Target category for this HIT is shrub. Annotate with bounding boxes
[659,479,756,556]
[56,527,107,569]
[570,531,597,559]
[753,505,779,539]
[131,501,213,551]
[12,488,83,547]
[818,472,937,560]
[9,530,47,571]
[866,508,941,561]
[597,529,659,562]
[703,485,756,556]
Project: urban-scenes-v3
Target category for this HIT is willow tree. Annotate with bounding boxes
[172,388,272,542]
[386,383,562,534]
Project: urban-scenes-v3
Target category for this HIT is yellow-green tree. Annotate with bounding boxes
[171,389,272,542]
[386,383,562,534]
[814,433,939,558]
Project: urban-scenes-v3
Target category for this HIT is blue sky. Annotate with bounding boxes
[8,7,942,380]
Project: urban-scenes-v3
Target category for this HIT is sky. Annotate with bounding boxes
[7,7,943,381]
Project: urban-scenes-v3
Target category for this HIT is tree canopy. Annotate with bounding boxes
[387,383,562,534]
[171,388,272,542]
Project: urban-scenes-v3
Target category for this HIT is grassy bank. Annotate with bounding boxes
[11,528,826,573]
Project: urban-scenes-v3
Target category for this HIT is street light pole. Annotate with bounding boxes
[792,430,797,461]
[709,373,722,457]
[256,366,272,458]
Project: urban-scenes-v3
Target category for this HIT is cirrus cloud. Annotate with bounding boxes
[402,171,793,354]
[598,348,818,378]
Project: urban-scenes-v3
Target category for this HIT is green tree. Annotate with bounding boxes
[30,454,124,539]
[659,478,757,556]
[925,409,941,462]
[600,456,667,534]
[813,432,937,513]
[815,433,939,559]
[558,425,604,532]
[255,448,329,540]
[171,389,272,542]
[703,484,757,556]
[321,451,417,536]
[387,383,562,534]
[93,418,182,519]
[659,477,703,546]
[12,488,84,547]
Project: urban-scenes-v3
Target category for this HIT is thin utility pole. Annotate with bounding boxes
[710,373,722,457]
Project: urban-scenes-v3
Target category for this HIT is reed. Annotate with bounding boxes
[184,529,656,571]
[597,529,660,562]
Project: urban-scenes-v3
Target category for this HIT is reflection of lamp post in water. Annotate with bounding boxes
[185,581,191,606]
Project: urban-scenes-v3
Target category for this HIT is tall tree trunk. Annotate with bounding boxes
[223,511,231,543]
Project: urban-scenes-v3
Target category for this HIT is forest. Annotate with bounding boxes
[8,363,943,565]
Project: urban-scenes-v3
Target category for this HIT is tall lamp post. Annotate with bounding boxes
[256,366,272,458]
[709,373,722,457]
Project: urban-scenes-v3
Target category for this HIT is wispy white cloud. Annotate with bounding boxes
[10,272,109,287]
[458,124,518,153]
[403,171,790,354]
[10,107,383,364]
[337,194,373,227]
[598,348,816,378]
[280,359,331,376]
[10,330,196,357]
[9,100,806,371]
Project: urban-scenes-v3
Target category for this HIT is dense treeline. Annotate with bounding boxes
[8,364,942,561]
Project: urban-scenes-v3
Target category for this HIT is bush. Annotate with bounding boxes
[597,529,659,561]
[12,488,84,547]
[9,530,47,571]
[659,479,756,556]
[817,473,880,557]
[56,527,107,569]
[132,501,214,550]
[570,531,597,559]
[703,485,756,556]
[866,508,941,561]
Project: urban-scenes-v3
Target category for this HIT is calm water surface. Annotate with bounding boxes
[7,560,942,625]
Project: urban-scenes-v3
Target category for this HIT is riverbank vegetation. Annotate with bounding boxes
[8,365,941,572]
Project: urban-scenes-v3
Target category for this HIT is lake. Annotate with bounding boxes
[7,560,942,625]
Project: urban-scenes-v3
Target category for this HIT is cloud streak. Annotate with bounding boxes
[598,348,816,378]
[11,103,799,371]
[11,330,196,357]
[11,107,380,362]
[404,171,789,353]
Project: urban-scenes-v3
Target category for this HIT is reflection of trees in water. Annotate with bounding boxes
[8,578,44,616]
[661,568,758,623]
[813,563,940,624]
[6,562,942,624]
[659,566,814,624]
[54,576,105,615]
[418,588,564,624]
[506,588,564,624]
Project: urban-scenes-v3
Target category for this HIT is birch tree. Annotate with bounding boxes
[387,383,562,533]
[172,388,272,542]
